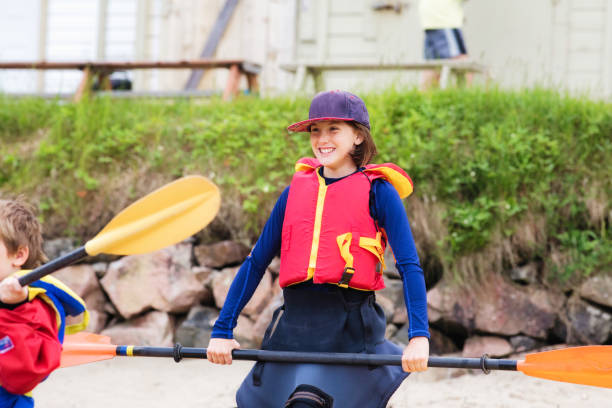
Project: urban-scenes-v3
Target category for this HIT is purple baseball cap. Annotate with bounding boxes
[287,90,370,132]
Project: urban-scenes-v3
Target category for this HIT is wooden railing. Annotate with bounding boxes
[281,60,487,91]
[0,59,262,101]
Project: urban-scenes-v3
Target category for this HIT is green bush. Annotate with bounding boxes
[1,88,610,283]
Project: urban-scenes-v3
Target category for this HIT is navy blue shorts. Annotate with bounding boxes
[424,28,467,59]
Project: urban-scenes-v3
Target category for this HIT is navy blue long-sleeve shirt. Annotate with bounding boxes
[212,171,429,340]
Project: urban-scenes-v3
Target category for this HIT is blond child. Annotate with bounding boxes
[0,199,88,408]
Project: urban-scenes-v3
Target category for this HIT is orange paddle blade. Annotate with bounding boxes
[517,346,612,388]
[61,332,117,368]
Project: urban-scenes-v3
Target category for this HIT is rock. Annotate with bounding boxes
[382,248,400,279]
[104,300,119,316]
[271,276,282,298]
[84,309,108,333]
[54,264,109,332]
[234,315,257,349]
[91,262,108,279]
[462,336,513,358]
[390,325,457,355]
[101,243,208,319]
[252,292,283,345]
[174,305,219,348]
[509,263,539,285]
[211,268,238,308]
[211,267,274,318]
[429,327,459,355]
[385,324,399,339]
[556,295,612,344]
[390,323,410,348]
[174,306,257,349]
[83,286,108,312]
[377,279,404,324]
[192,266,214,305]
[392,307,408,325]
[427,274,564,339]
[509,335,544,353]
[43,238,75,260]
[427,281,474,328]
[268,257,281,276]
[518,288,565,338]
[193,240,250,269]
[101,311,174,347]
[192,265,214,285]
[579,274,612,308]
[53,264,99,298]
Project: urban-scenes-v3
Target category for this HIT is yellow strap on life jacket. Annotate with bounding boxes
[336,233,355,288]
[359,231,386,273]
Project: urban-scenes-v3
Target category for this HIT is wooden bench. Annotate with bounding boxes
[280,60,487,91]
[0,59,262,101]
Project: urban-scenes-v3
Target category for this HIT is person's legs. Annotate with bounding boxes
[447,28,471,86]
[420,69,439,90]
[421,28,470,89]
[420,29,441,90]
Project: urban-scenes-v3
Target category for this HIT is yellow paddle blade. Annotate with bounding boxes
[84,176,220,256]
[517,345,612,389]
[61,332,116,368]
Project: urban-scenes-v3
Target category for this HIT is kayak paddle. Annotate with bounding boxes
[62,332,612,389]
[18,175,220,287]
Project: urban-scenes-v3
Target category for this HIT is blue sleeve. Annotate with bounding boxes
[373,181,430,339]
[211,186,289,339]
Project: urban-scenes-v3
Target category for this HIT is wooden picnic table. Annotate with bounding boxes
[281,60,487,91]
[0,59,262,101]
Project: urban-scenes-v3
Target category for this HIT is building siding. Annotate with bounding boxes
[0,0,610,98]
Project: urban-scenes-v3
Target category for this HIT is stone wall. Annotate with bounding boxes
[47,238,612,355]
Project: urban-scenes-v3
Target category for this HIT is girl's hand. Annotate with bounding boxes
[0,277,28,304]
[206,338,241,365]
[401,336,429,372]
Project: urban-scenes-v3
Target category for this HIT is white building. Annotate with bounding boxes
[0,0,610,98]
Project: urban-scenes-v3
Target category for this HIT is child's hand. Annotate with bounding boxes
[206,338,241,365]
[401,336,429,372]
[0,277,28,304]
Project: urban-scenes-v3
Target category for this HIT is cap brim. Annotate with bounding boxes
[287,117,354,132]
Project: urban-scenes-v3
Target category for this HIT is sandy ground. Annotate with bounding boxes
[35,357,610,408]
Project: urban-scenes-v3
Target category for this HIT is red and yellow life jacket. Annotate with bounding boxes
[0,272,89,399]
[279,158,413,291]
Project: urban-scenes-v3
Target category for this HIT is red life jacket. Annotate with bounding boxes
[279,158,413,291]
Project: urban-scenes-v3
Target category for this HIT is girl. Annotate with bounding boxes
[207,90,429,408]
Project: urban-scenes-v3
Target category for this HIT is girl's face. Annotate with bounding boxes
[310,121,363,178]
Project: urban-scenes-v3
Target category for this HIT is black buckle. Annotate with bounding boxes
[338,266,355,287]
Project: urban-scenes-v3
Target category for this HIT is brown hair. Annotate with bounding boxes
[349,122,378,168]
[0,199,47,269]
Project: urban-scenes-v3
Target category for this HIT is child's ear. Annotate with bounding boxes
[12,246,29,268]
[354,133,364,146]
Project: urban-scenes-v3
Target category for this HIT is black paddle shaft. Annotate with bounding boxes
[18,247,88,286]
[123,345,518,373]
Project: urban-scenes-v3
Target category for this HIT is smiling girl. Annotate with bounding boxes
[207,90,430,408]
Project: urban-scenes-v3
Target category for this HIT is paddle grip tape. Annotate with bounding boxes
[117,346,134,356]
